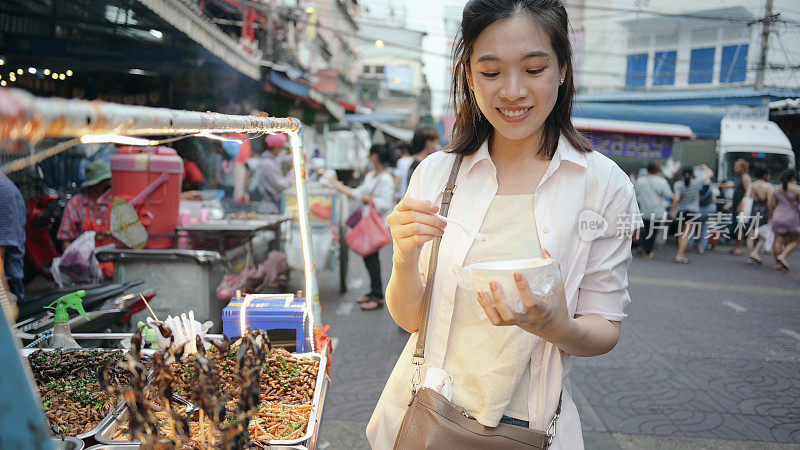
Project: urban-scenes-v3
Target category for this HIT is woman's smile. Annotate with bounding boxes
[496,106,533,122]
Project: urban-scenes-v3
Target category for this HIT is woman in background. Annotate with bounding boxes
[329,144,396,310]
[671,165,713,264]
[769,169,800,270]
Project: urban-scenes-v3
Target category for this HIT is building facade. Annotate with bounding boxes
[356,15,431,128]
[578,0,800,95]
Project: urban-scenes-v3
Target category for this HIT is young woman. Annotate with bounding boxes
[769,169,800,271]
[747,165,772,264]
[670,165,713,264]
[329,144,396,310]
[728,159,752,255]
[367,1,639,448]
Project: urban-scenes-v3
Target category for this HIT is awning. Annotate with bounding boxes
[574,102,723,138]
[576,87,800,107]
[573,117,693,138]
[337,100,357,113]
[371,121,413,142]
[136,0,262,80]
[346,111,408,123]
[308,88,346,122]
[269,71,309,98]
[268,72,345,121]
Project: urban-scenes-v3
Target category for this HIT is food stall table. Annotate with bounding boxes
[176,214,291,253]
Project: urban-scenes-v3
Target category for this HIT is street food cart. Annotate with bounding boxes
[0,88,330,449]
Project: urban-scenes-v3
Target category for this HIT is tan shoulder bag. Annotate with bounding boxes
[393,154,561,450]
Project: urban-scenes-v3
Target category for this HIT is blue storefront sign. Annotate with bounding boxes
[586,132,674,159]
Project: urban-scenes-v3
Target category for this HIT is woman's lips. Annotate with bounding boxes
[496,106,532,123]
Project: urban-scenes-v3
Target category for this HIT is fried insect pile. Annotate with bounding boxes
[108,329,324,448]
[27,349,127,436]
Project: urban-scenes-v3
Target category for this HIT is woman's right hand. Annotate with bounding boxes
[387,198,447,267]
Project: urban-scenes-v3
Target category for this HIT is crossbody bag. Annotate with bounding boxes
[393,154,561,450]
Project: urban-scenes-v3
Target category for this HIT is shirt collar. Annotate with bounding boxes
[462,135,588,172]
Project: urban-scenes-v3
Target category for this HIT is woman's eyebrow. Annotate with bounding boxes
[475,51,550,63]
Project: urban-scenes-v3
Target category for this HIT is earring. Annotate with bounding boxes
[559,78,564,84]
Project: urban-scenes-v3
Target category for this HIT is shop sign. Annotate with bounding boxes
[587,132,674,159]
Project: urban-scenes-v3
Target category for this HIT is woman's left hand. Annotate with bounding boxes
[361,195,372,205]
[477,250,574,344]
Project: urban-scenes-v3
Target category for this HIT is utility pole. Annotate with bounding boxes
[755,0,774,91]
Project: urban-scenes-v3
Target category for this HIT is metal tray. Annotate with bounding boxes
[21,348,130,441]
[51,436,85,450]
[96,351,327,447]
[86,445,307,450]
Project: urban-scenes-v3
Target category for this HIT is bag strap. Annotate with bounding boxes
[413,154,464,364]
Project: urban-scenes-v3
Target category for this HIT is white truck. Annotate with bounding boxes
[716,118,795,183]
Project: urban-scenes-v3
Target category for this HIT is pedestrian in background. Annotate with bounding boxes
[635,161,672,258]
[0,173,26,302]
[404,126,440,189]
[747,165,772,264]
[728,158,752,255]
[671,165,713,264]
[393,141,412,201]
[769,169,800,271]
[255,133,294,214]
[328,144,396,310]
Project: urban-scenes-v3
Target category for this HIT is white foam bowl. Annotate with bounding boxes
[455,258,561,313]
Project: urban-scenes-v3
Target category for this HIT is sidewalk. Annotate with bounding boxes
[313,243,800,449]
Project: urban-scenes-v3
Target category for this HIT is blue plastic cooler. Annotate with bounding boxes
[222,294,309,352]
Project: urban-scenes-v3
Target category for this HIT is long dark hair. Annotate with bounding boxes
[779,169,796,192]
[681,166,694,187]
[370,143,397,169]
[448,0,591,158]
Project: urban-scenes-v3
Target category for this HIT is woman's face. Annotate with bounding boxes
[468,13,565,143]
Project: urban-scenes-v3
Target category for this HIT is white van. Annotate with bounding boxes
[717,118,795,183]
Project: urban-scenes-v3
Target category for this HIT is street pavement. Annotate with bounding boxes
[310,241,800,449]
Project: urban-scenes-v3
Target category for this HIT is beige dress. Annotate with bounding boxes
[441,194,542,426]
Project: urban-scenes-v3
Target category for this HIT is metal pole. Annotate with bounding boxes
[0,88,299,145]
[755,0,774,91]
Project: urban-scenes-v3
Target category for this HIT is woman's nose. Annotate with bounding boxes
[499,75,527,101]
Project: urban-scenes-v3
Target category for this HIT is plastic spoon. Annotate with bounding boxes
[436,214,488,241]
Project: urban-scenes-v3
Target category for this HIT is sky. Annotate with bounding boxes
[360,0,467,119]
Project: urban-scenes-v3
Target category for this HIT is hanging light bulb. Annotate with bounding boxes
[58,74,65,80]
[0,58,5,66]
[16,69,23,75]
[66,70,73,77]
[0,80,6,87]
[28,67,36,74]
[52,73,58,79]
[44,69,51,76]
[9,73,16,82]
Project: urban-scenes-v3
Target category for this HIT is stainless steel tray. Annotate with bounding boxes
[85,446,139,450]
[86,445,307,449]
[51,436,85,450]
[96,351,327,447]
[21,348,129,440]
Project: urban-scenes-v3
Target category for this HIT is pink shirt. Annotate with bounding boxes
[367,137,640,449]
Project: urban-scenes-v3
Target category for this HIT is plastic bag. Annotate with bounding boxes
[52,231,102,287]
[345,202,392,257]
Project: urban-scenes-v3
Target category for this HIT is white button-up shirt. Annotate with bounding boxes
[367,136,640,449]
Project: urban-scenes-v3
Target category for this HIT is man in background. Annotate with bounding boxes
[0,173,26,302]
[400,126,439,196]
[57,160,112,249]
